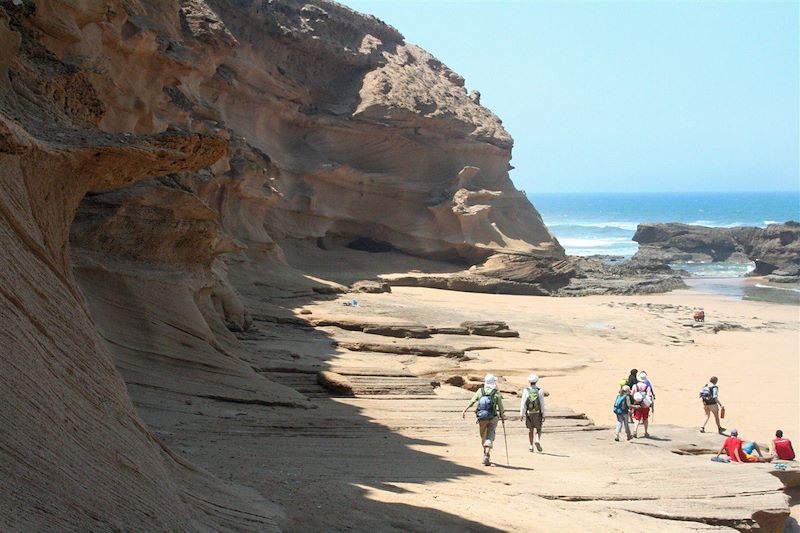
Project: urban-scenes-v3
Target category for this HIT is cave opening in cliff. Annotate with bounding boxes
[346,237,396,253]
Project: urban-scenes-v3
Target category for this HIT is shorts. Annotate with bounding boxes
[743,453,758,463]
[525,412,543,430]
[742,441,756,455]
[703,403,719,414]
[478,418,499,448]
[633,407,650,421]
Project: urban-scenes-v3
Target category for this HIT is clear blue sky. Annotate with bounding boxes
[341,1,799,193]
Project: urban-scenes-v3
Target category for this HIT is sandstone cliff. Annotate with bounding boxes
[0,0,563,529]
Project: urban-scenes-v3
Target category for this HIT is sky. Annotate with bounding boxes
[341,0,799,193]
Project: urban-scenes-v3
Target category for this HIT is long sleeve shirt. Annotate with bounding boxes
[468,387,505,417]
[519,386,546,417]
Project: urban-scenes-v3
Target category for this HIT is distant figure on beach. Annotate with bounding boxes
[699,376,726,434]
[639,370,656,400]
[717,429,773,463]
[462,374,505,466]
[519,373,546,452]
[613,384,633,441]
[771,430,796,460]
[625,369,639,389]
[625,368,638,422]
[630,372,653,438]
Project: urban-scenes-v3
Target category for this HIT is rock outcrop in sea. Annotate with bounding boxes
[633,221,800,280]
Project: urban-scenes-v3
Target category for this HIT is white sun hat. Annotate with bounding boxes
[528,373,539,384]
[484,374,497,390]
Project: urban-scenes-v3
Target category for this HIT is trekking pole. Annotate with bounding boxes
[501,418,510,465]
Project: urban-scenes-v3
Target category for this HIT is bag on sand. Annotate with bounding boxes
[476,387,497,420]
[526,387,541,413]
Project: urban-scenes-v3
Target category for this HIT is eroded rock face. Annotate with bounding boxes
[0,0,563,527]
[633,221,800,277]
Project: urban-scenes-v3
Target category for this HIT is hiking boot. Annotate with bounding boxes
[644,432,651,438]
[718,427,726,434]
[626,434,633,441]
[535,442,543,452]
[700,427,706,433]
[614,436,620,442]
[483,454,491,466]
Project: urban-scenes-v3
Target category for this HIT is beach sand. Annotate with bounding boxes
[140,276,799,531]
[347,286,799,441]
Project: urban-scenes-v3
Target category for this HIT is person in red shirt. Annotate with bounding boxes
[717,429,772,463]
[771,430,796,460]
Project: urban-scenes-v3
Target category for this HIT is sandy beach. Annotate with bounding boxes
[302,285,799,446]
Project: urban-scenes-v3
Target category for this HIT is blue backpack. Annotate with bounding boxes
[613,394,627,415]
[476,387,497,420]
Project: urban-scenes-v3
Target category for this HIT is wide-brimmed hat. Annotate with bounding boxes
[528,373,539,384]
[484,374,497,390]
[637,371,648,383]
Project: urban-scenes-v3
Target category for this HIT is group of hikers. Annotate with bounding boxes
[461,373,545,466]
[462,371,795,467]
[613,368,655,440]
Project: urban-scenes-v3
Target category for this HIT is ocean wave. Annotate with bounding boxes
[548,223,638,231]
[558,237,632,248]
[754,284,800,293]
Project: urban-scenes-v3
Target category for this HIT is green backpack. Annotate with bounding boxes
[526,386,541,413]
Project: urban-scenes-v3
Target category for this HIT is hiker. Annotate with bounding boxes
[625,368,639,389]
[625,368,638,422]
[519,374,546,452]
[613,384,633,441]
[462,374,505,466]
[699,376,725,434]
[771,430,796,460]
[639,369,656,400]
[717,429,773,463]
[630,372,653,438]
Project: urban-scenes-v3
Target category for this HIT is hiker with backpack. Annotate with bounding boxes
[462,374,506,466]
[613,385,633,441]
[518,374,546,452]
[630,371,653,438]
[699,376,725,434]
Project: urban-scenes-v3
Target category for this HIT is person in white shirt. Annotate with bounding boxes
[519,374,546,452]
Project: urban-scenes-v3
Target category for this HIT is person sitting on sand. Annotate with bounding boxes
[519,373,546,452]
[462,374,505,466]
[630,372,653,438]
[700,376,726,434]
[717,429,773,463]
[613,385,633,441]
[771,430,796,460]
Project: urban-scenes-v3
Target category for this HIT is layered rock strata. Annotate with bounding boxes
[0,0,565,528]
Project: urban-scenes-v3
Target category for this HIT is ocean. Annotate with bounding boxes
[529,191,800,303]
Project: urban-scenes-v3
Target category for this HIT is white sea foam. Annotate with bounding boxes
[754,284,800,293]
[544,221,639,231]
[558,237,631,248]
